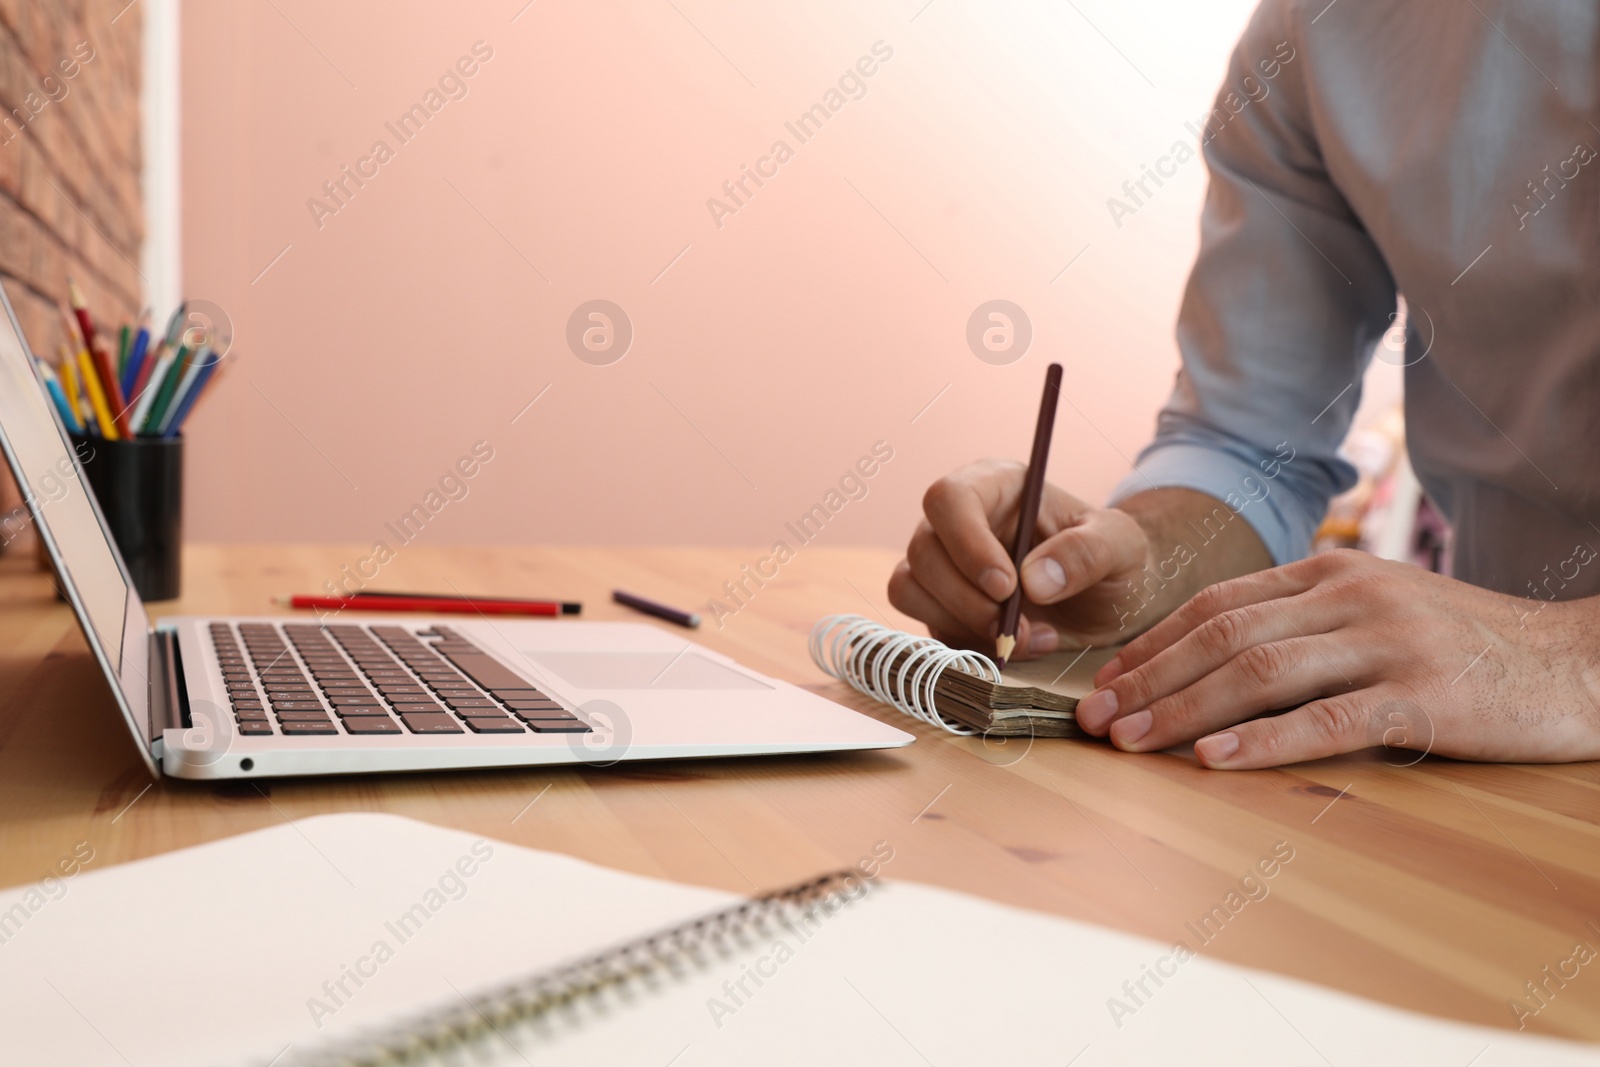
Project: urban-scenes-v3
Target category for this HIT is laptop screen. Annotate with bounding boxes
[0,294,131,668]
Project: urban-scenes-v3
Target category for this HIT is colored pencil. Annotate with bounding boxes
[77,348,119,440]
[353,591,581,614]
[92,334,131,434]
[162,301,187,347]
[120,312,150,398]
[276,594,564,617]
[61,302,127,433]
[57,345,86,434]
[141,343,189,434]
[60,346,98,435]
[159,347,219,437]
[43,291,222,438]
[35,359,82,433]
[177,352,225,423]
[46,378,81,433]
[129,344,175,433]
[67,278,98,351]
[128,337,164,407]
[994,362,1063,669]
[156,344,210,435]
[67,283,129,425]
[612,589,701,628]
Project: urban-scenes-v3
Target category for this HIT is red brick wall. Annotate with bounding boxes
[0,0,142,553]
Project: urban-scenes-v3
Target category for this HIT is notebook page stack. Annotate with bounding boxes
[810,613,1117,735]
[939,644,1119,734]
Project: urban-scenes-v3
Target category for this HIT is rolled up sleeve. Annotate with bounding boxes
[1109,0,1397,565]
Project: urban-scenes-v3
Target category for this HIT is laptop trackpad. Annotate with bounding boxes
[523,651,772,690]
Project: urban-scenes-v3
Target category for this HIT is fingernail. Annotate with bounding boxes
[1196,732,1240,766]
[1094,656,1125,686]
[1022,557,1067,599]
[1076,688,1118,732]
[1028,625,1058,654]
[1111,709,1152,748]
[979,567,1012,600]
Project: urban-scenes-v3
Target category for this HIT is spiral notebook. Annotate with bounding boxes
[1,814,1591,1066]
[810,614,1118,737]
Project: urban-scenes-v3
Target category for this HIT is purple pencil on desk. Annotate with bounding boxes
[613,589,701,628]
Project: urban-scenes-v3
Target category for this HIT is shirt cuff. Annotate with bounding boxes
[1106,440,1313,567]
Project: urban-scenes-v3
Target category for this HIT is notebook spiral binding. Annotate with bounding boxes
[809,613,999,736]
[280,868,864,1067]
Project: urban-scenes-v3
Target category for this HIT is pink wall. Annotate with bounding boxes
[179,0,1258,550]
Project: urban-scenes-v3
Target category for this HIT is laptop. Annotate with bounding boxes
[0,286,913,780]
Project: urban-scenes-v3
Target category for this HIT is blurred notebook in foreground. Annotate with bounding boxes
[0,813,1589,1066]
[810,613,1117,736]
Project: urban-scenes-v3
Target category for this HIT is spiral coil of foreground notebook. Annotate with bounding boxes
[808,613,1000,736]
[281,869,864,1067]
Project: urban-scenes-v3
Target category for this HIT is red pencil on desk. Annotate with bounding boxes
[355,590,581,613]
[277,594,568,616]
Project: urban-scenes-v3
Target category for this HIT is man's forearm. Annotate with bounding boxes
[1112,487,1275,631]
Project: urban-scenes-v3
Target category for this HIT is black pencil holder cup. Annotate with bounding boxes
[69,433,183,601]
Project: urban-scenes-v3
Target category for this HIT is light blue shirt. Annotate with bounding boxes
[1111,0,1600,600]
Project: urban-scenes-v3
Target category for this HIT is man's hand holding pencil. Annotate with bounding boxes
[888,458,1166,656]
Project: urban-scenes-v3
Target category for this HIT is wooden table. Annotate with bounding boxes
[2,544,1598,1041]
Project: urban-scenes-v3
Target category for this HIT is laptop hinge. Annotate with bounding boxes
[148,630,188,743]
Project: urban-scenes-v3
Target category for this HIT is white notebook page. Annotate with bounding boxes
[0,813,1587,1066]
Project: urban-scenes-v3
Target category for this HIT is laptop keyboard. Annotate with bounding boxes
[207,622,592,738]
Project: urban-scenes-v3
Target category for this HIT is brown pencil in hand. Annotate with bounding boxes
[995,362,1063,669]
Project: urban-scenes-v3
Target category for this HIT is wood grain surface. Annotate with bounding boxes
[2,544,1598,1042]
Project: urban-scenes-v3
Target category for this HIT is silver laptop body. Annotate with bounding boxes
[0,285,912,780]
